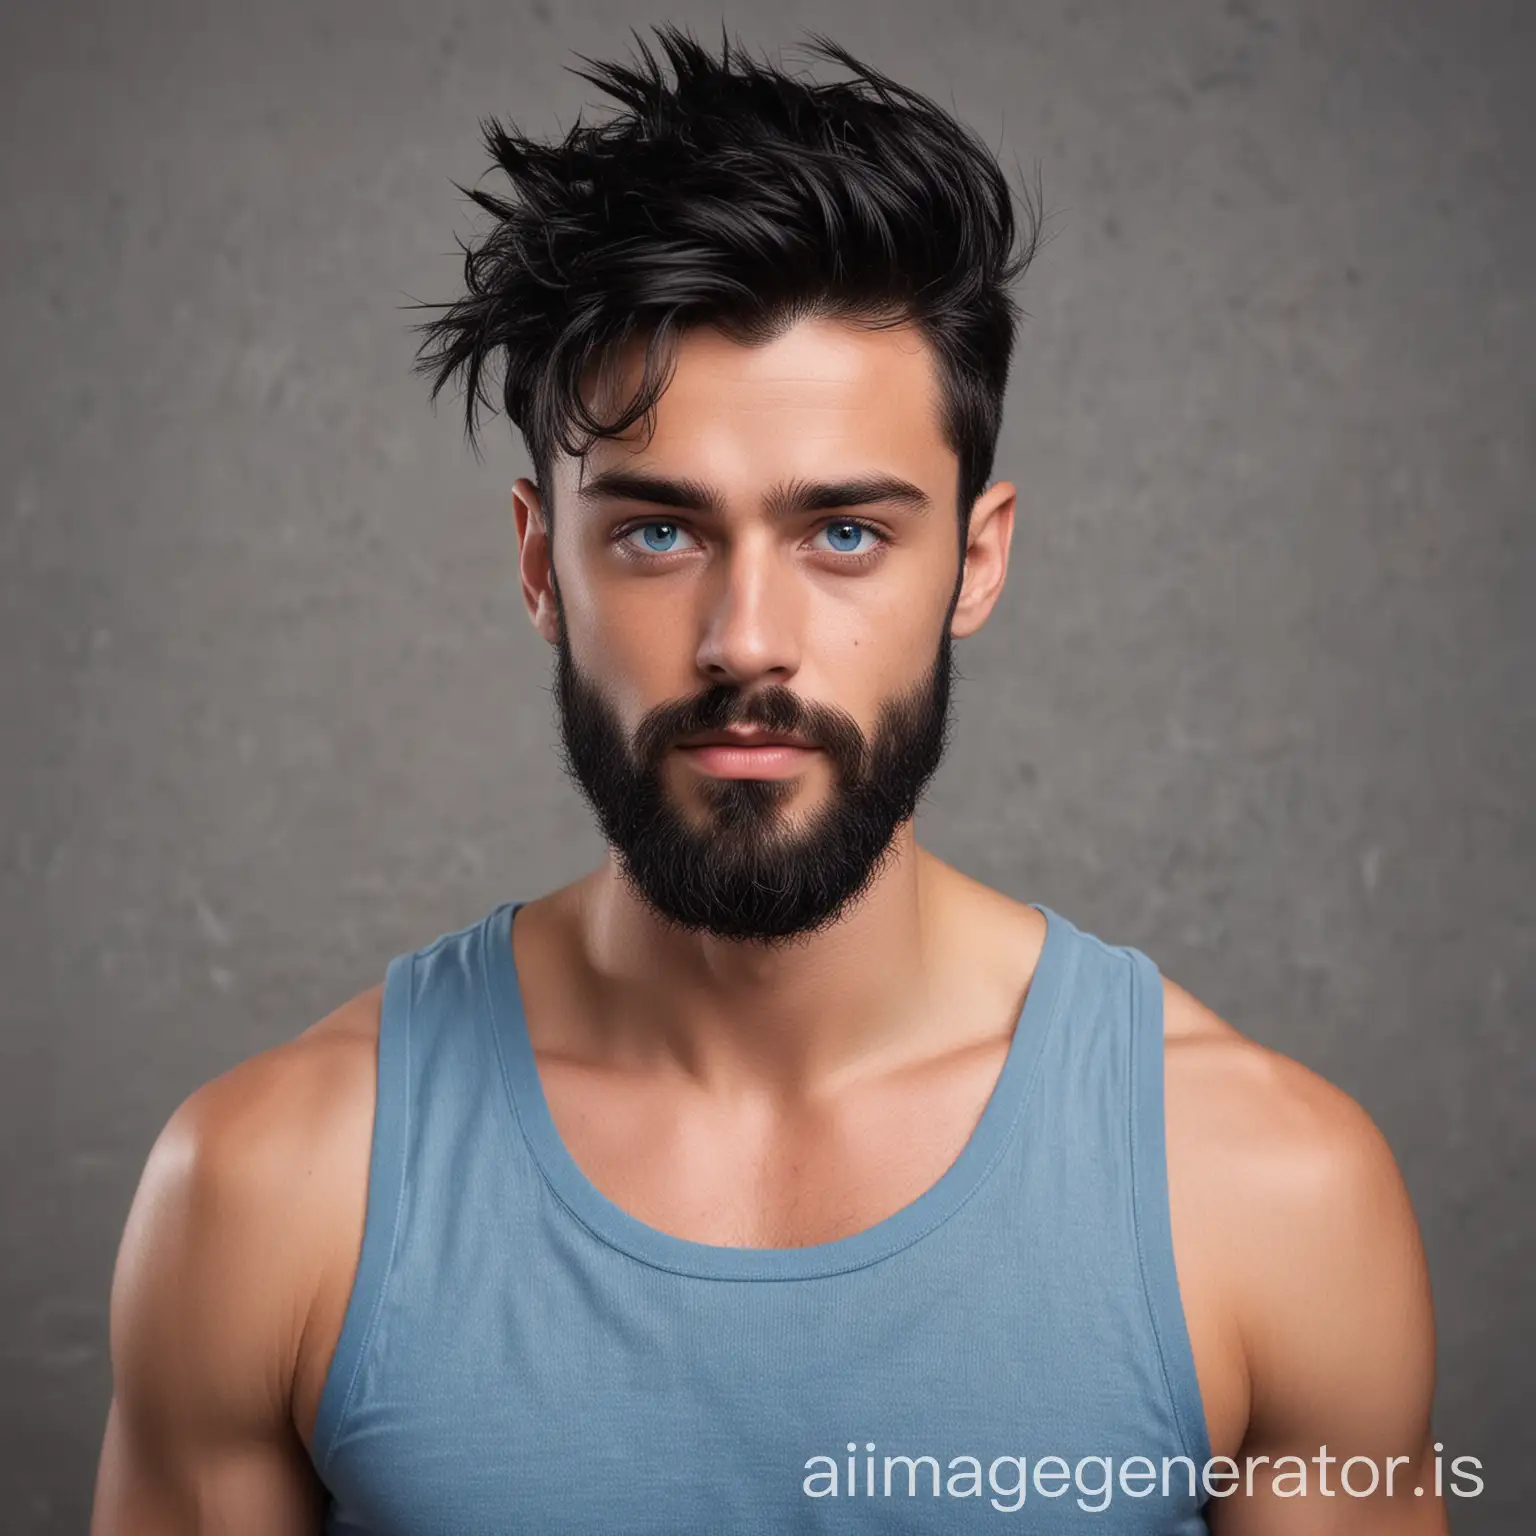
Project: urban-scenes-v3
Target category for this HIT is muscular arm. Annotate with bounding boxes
[1170,1012,1447,1534]
[91,1024,367,1535]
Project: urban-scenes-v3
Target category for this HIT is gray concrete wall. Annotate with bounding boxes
[2,1,1530,1529]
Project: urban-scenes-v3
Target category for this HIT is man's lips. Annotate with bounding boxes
[676,729,815,749]
[673,729,819,779]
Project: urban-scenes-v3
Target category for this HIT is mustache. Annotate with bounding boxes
[631,684,868,778]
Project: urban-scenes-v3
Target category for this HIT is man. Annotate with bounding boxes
[92,27,1446,1534]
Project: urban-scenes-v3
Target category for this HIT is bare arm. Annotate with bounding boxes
[91,1051,337,1534]
[1194,1045,1448,1534]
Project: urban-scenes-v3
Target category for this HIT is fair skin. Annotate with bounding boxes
[93,316,1445,1533]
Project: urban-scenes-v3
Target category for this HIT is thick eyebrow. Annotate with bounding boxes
[574,468,932,519]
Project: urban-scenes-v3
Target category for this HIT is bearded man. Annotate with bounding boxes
[92,26,1443,1535]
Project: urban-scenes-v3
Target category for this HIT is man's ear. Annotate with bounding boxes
[513,477,560,645]
[949,480,1016,639]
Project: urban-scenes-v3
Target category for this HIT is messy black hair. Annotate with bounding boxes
[409,24,1046,535]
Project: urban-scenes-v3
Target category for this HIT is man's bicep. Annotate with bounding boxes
[93,1392,324,1535]
[90,1082,327,1534]
[1210,1066,1445,1534]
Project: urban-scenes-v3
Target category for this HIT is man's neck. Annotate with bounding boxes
[566,830,956,1100]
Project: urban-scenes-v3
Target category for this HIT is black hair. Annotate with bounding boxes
[409,24,1046,532]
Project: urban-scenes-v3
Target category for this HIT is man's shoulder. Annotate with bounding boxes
[116,987,383,1405]
[158,985,382,1208]
[1159,974,1404,1208]
[1159,972,1430,1375]
[1155,974,1434,1462]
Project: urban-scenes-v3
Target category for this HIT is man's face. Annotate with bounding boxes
[525,315,1005,944]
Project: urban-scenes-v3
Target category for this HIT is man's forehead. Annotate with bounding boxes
[557,317,954,506]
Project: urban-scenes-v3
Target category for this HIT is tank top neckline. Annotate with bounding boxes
[481,898,1074,1281]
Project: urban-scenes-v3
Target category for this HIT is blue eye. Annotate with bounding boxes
[623,522,691,553]
[817,521,877,554]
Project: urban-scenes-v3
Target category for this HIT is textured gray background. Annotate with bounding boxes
[3,1,1531,1530]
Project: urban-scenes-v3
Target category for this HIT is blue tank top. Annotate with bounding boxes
[312,900,1213,1532]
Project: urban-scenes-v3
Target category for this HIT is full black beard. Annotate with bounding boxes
[552,626,958,945]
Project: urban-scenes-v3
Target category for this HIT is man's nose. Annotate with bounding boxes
[693,532,803,688]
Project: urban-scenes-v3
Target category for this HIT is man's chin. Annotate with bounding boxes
[664,764,817,821]
[672,780,829,841]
